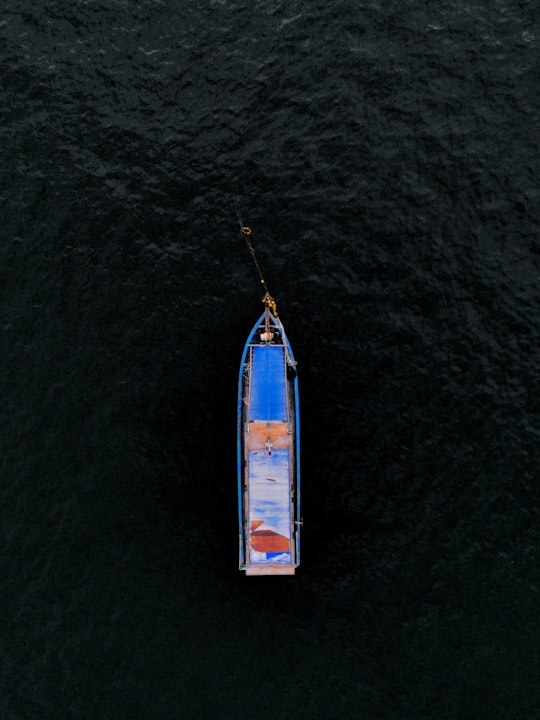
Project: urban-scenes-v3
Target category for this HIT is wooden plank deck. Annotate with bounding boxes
[245,565,295,576]
[246,421,292,451]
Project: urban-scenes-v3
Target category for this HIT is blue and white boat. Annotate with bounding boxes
[237,293,301,575]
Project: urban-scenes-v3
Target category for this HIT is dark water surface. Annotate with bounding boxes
[2,1,539,718]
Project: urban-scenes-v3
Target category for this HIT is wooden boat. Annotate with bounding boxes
[237,293,301,575]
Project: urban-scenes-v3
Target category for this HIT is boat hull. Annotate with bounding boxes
[237,311,300,575]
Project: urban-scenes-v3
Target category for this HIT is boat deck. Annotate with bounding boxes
[238,311,299,576]
[245,420,291,451]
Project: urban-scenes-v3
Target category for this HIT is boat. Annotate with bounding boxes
[237,292,301,575]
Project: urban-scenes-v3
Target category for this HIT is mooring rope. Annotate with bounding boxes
[240,226,266,290]
[235,200,278,317]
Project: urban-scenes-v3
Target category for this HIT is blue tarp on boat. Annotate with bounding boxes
[249,345,288,422]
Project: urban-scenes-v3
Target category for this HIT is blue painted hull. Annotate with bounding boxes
[237,311,300,575]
